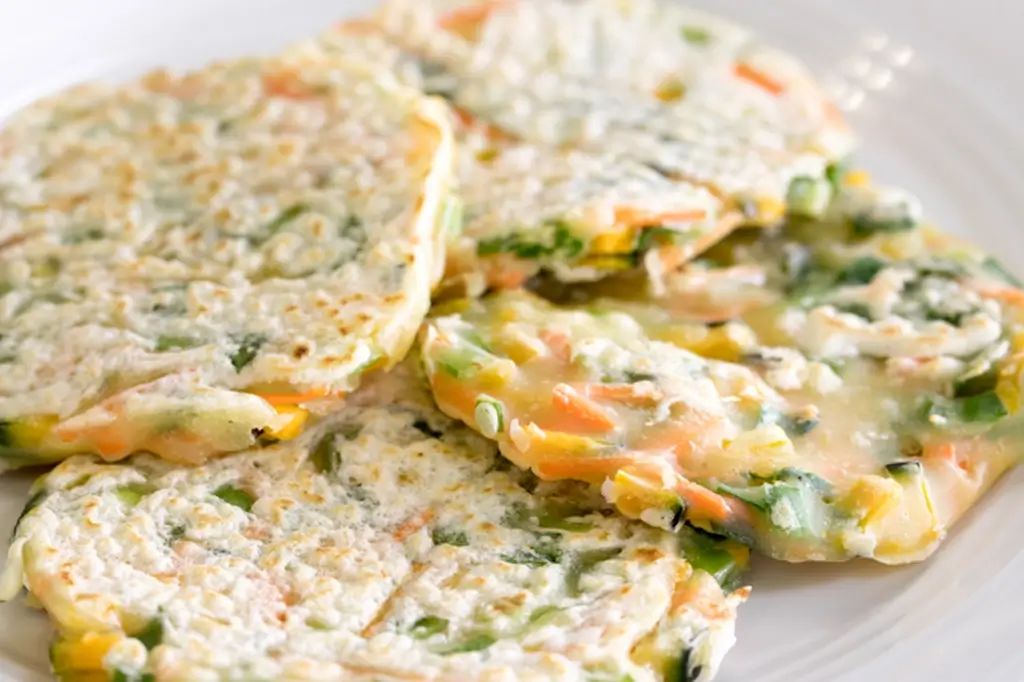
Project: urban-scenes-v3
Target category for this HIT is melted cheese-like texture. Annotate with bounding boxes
[422,283,1020,563]
[522,180,1024,563]
[0,53,455,467]
[1,366,747,682]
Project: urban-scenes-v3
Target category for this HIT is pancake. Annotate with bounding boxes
[420,261,1021,562]
[306,20,732,295]
[0,52,456,469]
[0,363,749,682]
[376,0,855,227]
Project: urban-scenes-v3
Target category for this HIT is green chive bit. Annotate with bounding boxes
[213,485,255,512]
[435,634,496,655]
[115,483,157,507]
[474,395,505,438]
[410,615,449,639]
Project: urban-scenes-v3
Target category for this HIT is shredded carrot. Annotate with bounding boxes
[482,255,531,290]
[734,62,785,96]
[538,329,572,363]
[975,286,1024,307]
[655,213,742,272]
[676,479,732,522]
[580,383,664,405]
[393,509,435,541]
[262,70,312,100]
[438,0,512,32]
[551,384,617,431]
[451,106,511,141]
[615,208,707,230]
[251,387,329,406]
[536,455,638,480]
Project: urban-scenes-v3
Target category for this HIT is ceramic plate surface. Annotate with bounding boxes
[1,1,1022,680]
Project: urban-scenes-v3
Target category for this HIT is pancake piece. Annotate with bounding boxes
[306,20,731,295]
[377,0,854,226]
[421,271,1021,564]
[523,176,1023,563]
[0,364,749,682]
[0,52,456,469]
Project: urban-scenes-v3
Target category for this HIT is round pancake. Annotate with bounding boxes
[420,273,1021,563]
[307,20,733,295]
[377,0,855,226]
[0,364,748,682]
[0,52,456,469]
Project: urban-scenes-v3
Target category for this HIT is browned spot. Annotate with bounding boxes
[490,593,527,614]
[359,562,429,638]
[285,305,299,313]
[315,299,329,309]
[292,344,310,359]
[633,547,666,563]
[414,195,424,212]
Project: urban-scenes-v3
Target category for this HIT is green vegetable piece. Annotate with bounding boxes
[786,177,832,218]
[213,485,254,512]
[305,617,334,630]
[666,647,702,682]
[410,616,449,639]
[437,347,482,379]
[441,196,464,237]
[311,432,340,474]
[824,161,848,193]
[678,528,743,591]
[500,545,563,567]
[722,469,830,537]
[474,394,505,438]
[0,420,13,448]
[12,489,47,537]
[115,483,156,507]
[167,524,187,543]
[133,618,164,651]
[849,213,916,236]
[924,391,1008,425]
[535,502,594,533]
[954,366,999,398]
[680,25,711,45]
[958,392,1009,422]
[112,671,156,682]
[635,226,688,257]
[431,527,469,547]
[527,605,562,626]
[65,227,105,244]
[263,203,308,239]
[565,547,622,596]
[477,220,584,261]
[756,406,818,438]
[837,256,887,285]
[435,634,496,655]
[154,335,201,352]
[229,333,267,372]
[982,256,1024,288]
[884,460,923,478]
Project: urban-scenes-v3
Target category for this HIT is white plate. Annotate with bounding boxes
[1,1,1022,680]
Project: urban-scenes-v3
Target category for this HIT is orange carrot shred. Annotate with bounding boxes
[551,384,617,431]
[393,509,435,541]
[734,62,785,96]
[615,208,707,229]
[539,329,572,363]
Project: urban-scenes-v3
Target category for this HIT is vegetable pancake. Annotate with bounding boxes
[0,52,456,469]
[0,364,749,682]
[306,20,733,295]
[376,0,855,228]
[421,270,1021,563]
